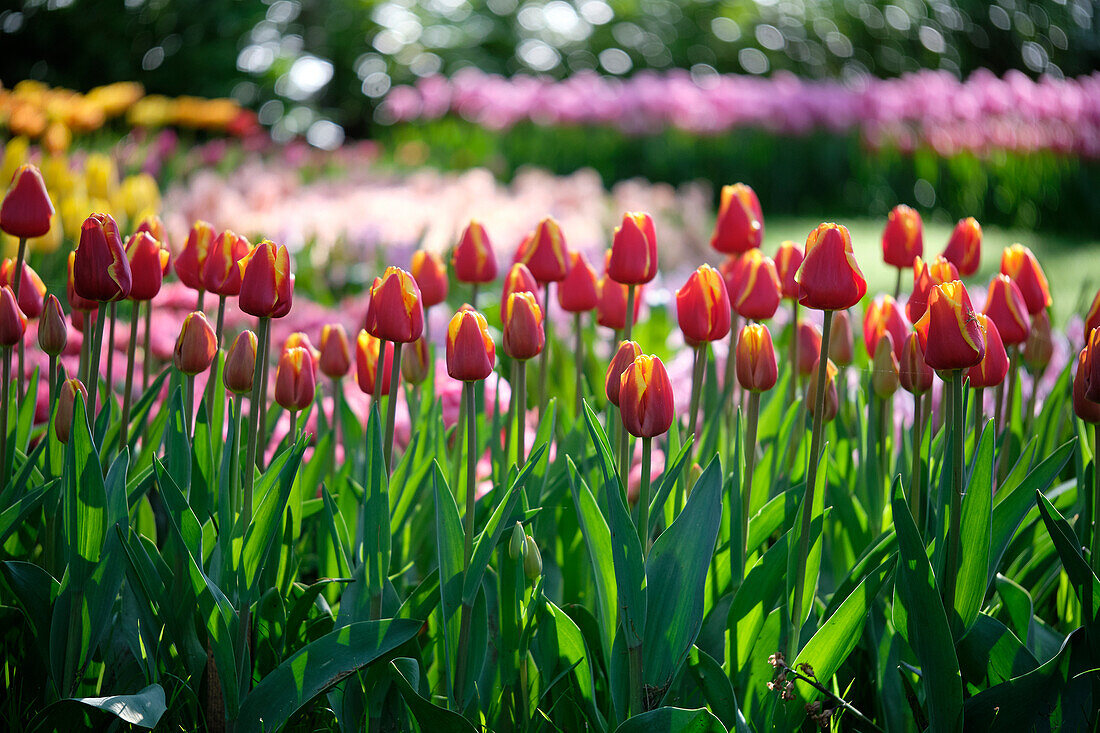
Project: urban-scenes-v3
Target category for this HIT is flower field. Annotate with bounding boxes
[3,109,1100,733]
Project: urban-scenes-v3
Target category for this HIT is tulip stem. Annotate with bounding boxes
[78,314,90,386]
[142,300,152,392]
[105,302,117,402]
[911,392,924,534]
[470,283,479,311]
[454,380,478,707]
[1092,423,1100,575]
[538,283,551,419]
[573,312,584,419]
[0,346,10,489]
[289,409,298,445]
[972,387,984,454]
[331,377,342,460]
[203,294,227,420]
[242,316,270,528]
[638,436,652,557]
[230,394,244,518]
[16,339,24,403]
[742,390,761,579]
[86,302,106,422]
[876,395,891,536]
[618,411,631,500]
[789,308,833,662]
[184,374,196,440]
[46,355,57,477]
[12,237,26,403]
[893,267,902,300]
[624,284,636,341]
[788,302,799,404]
[997,346,1021,480]
[196,289,205,313]
[120,303,140,453]
[628,641,644,716]
[723,316,738,397]
[383,341,403,473]
[687,345,706,442]
[943,370,965,621]
[374,339,388,410]
[516,360,527,471]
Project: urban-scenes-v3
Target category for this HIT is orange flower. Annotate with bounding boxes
[224,330,257,394]
[518,217,569,283]
[238,239,294,318]
[55,378,88,444]
[774,240,804,300]
[557,251,599,313]
[899,331,933,395]
[74,213,131,302]
[355,330,394,396]
[1000,244,1050,315]
[318,323,352,379]
[125,231,170,302]
[906,255,959,323]
[0,286,26,346]
[729,249,781,321]
[982,274,1031,346]
[942,217,981,277]
[605,340,641,407]
[503,291,544,361]
[501,263,540,314]
[914,281,986,371]
[881,204,923,269]
[607,211,657,285]
[710,183,763,254]
[173,311,218,375]
[735,323,777,392]
[0,257,46,318]
[676,264,731,343]
[365,266,424,344]
[0,164,54,239]
[446,309,495,382]
[134,213,170,252]
[453,220,497,284]
[966,314,1008,389]
[175,220,215,292]
[863,295,908,362]
[283,332,319,365]
[274,346,316,411]
[411,249,449,308]
[619,354,674,438]
[796,223,866,311]
[806,357,839,422]
[202,229,251,297]
[37,294,67,357]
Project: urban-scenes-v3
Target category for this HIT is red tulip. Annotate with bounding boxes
[914,281,986,371]
[202,229,251,297]
[0,164,54,238]
[966,314,1008,389]
[1087,328,1100,405]
[899,331,934,395]
[411,249,449,308]
[503,291,544,361]
[619,354,674,438]
[735,323,778,392]
[356,330,394,396]
[173,311,217,375]
[0,257,46,318]
[365,266,424,344]
[134,214,170,252]
[942,217,981,277]
[596,276,641,330]
[558,251,599,313]
[238,240,294,318]
[796,223,866,311]
[176,220,215,292]
[446,309,495,382]
[453,220,497,284]
[729,249,781,321]
[881,204,923,269]
[863,295,908,362]
[224,330,257,394]
[774,240,804,300]
[906,255,959,323]
[1074,333,1100,423]
[710,183,763,254]
[56,379,88,444]
[1000,244,1050,315]
[518,217,569,283]
[283,332,319,364]
[608,212,657,285]
[125,231,170,302]
[605,340,641,407]
[74,213,131,302]
[798,322,822,376]
[318,323,352,378]
[982,274,1031,346]
[0,286,26,346]
[806,357,838,422]
[274,346,316,411]
[676,264,731,343]
[502,263,540,314]
[38,294,67,357]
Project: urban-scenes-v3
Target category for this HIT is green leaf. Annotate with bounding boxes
[433,463,464,703]
[388,658,477,733]
[786,445,827,634]
[63,394,107,592]
[235,618,422,733]
[727,531,788,670]
[611,706,727,733]
[567,459,616,666]
[534,598,597,721]
[891,482,963,733]
[954,419,994,635]
[956,613,1037,688]
[1035,490,1100,619]
[239,440,306,600]
[70,684,166,729]
[685,646,749,733]
[361,406,390,602]
[643,458,723,693]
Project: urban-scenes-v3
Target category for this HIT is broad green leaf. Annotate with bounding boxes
[239,440,306,600]
[956,613,1037,688]
[70,684,166,729]
[954,420,994,635]
[433,463,464,703]
[567,459,616,666]
[534,599,597,721]
[388,658,477,732]
[727,532,788,670]
[611,706,727,733]
[361,406,390,602]
[686,646,749,733]
[1035,490,1100,619]
[994,574,1034,651]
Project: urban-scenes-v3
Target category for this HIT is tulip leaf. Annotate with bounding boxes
[956,613,1037,688]
[1035,490,1100,619]
[533,598,598,722]
[611,706,727,733]
[387,658,477,733]
[953,418,994,636]
[567,459,616,666]
[361,405,389,603]
[786,443,827,637]
[70,683,167,729]
[727,529,788,671]
[686,645,750,733]
[433,462,464,703]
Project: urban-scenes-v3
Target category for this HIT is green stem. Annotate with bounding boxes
[470,282,479,311]
[120,303,140,453]
[516,360,527,470]
[628,641,644,716]
[687,345,706,442]
[617,407,631,499]
[742,390,760,579]
[1092,423,1100,576]
[383,342,403,473]
[624,283,636,341]
[142,300,152,392]
[911,392,924,534]
[46,355,56,477]
[204,294,227,420]
[86,302,106,422]
[893,267,902,300]
[78,313,90,386]
[789,308,833,661]
[454,380,478,707]
[230,394,244,518]
[374,339,387,411]
[638,436,652,557]
[788,301,799,404]
[184,374,195,440]
[0,346,10,489]
[105,302,117,402]
[11,238,26,403]
[573,311,584,419]
[538,283,551,418]
[242,317,270,528]
[331,377,342,462]
[943,371,965,619]
[972,387,984,453]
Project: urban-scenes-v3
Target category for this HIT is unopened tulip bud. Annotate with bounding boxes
[967,314,1009,390]
[411,249,448,308]
[238,240,294,318]
[796,223,866,311]
[871,333,900,398]
[942,217,981,277]
[914,281,986,371]
[503,291,544,361]
[1,164,54,238]
[523,536,542,580]
[365,266,424,344]
[596,276,641,330]
[0,286,26,346]
[881,204,923,269]
[730,249,781,321]
[446,309,495,382]
[402,336,431,384]
[906,255,958,323]
[798,322,822,376]
[318,323,352,378]
[1086,329,1100,405]
[829,309,854,367]
[608,212,658,285]
[74,213,131,302]
[774,240,804,300]
[863,295,908,362]
[176,220,215,292]
[202,229,251,296]
[224,330,257,394]
[0,257,46,318]
[38,294,67,356]
[501,262,540,314]
[688,463,703,490]
[983,274,1031,346]
[356,330,393,396]
[1000,244,1050,316]
[899,332,934,395]
[1023,310,1053,375]
[174,312,218,375]
[453,220,497,284]
[55,378,88,444]
[619,354,674,438]
[134,214,170,252]
[275,346,316,411]
[710,183,763,254]
[558,251,599,313]
[676,264,731,343]
[519,217,569,283]
[1086,290,1100,344]
[735,324,778,393]
[606,340,641,407]
[806,357,839,423]
[509,522,527,560]
[125,231,170,301]
[1074,339,1100,423]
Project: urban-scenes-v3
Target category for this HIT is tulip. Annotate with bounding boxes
[677,264,731,344]
[518,217,569,284]
[1077,331,1100,567]
[983,274,1031,347]
[74,213,131,303]
[729,249,781,321]
[619,354,674,548]
[863,295,908,363]
[203,230,251,363]
[176,220,215,305]
[174,311,218,376]
[275,346,316,419]
[134,214,170,252]
[0,286,23,479]
[596,276,642,331]
[224,330,258,395]
[906,255,959,323]
[796,223,866,312]
[1073,344,1100,425]
[797,322,822,377]
[238,240,294,319]
[775,240,804,300]
[735,324,778,393]
[66,251,97,314]
[829,309,854,367]
[453,220,498,305]
[967,314,1008,391]
[607,212,657,285]
[356,329,393,397]
[38,294,67,358]
[411,249,449,310]
[0,257,45,318]
[125,231,170,302]
[942,217,981,277]
[523,536,542,581]
[1000,244,1051,318]
[605,340,642,408]
[55,378,88,445]
[503,291,544,362]
[1086,290,1100,343]
[710,183,763,254]
[1023,309,1053,381]
[501,263,540,314]
[1,164,54,239]
[446,309,495,383]
[872,333,900,399]
[1087,329,1100,406]
[402,336,430,385]
[914,281,986,372]
[805,357,838,423]
[882,205,924,288]
[318,324,352,379]
[558,251,599,313]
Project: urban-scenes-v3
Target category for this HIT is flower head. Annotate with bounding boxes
[619,354,675,438]
[608,211,657,285]
[796,223,866,311]
[710,183,763,254]
[74,212,131,302]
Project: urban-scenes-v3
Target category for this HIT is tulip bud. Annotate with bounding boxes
[829,309,854,367]
[796,223,866,311]
[608,212,658,285]
[365,266,424,344]
[806,357,839,423]
[38,294,67,357]
[74,213,132,302]
[318,323,352,378]
[134,213,170,252]
[774,240,803,300]
[619,354,674,438]
[202,229,251,297]
[523,536,542,580]
[519,217,569,283]
[509,522,527,559]
[1000,244,1050,316]
[899,332,934,395]
[966,314,1009,390]
[871,333,900,398]
[275,346,316,411]
[914,281,986,371]
[688,463,703,490]
[176,220,215,292]
[238,239,294,318]
[863,295,908,363]
[798,322,822,376]
[596,276,641,331]
[0,257,46,318]
[0,286,26,346]
[1,164,54,239]
[66,251,97,312]
[729,250,781,321]
[881,204,923,269]
[453,220,497,284]
[1086,290,1100,344]
[942,217,981,277]
[173,311,218,375]
[1073,339,1100,424]
[503,291,545,361]
[906,255,959,323]
[446,309,495,382]
[356,330,393,396]
[224,330,257,394]
[402,336,431,385]
[735,324,778,392]
[710,183,763,254]
[411,249,449,308]
[1086,329,1100,405]
[676,264,731,343]
[125,231,170,302]
[56,378,88,444]
[1023,310,1053,375]
[501,263,540,314]
[558,251,599,313]
[605,340,642,407]
[979,274,1030,347]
